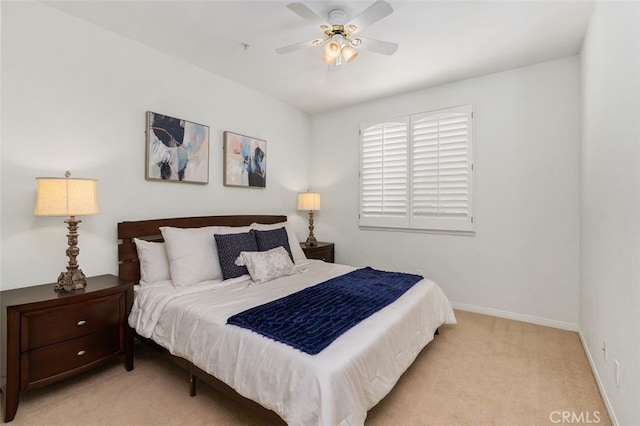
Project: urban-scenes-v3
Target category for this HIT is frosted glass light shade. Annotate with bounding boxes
[34,176,99,216]
[341,44,358,63]
[297,192,321,211]
[322,41,341,65]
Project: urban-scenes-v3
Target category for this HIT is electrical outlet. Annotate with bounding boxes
[615,360,620,387]
[602,339,608,361]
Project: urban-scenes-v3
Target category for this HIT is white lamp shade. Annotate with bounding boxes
[297,192,321,211]
[34,177,99,216]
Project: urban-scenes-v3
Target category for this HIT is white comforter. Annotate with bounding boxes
[129,260,456,425]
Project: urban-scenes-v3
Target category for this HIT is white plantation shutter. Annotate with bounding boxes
[360,118,410,228]
[411,105,473,231]
[360,105,474,232]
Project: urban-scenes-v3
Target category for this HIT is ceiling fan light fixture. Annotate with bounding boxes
[276,1,396,67]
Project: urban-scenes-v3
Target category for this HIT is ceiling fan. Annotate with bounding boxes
[275,0,399,67]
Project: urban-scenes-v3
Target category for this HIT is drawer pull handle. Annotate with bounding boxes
[77,350,86,356]
[77,320,87,326]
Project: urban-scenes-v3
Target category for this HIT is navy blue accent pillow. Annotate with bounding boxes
[214,231,258,280]
[254,227,293,261]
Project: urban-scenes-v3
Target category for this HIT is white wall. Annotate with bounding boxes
[0,1,311,290]
[580,2,640,425]
[311,57,581,329]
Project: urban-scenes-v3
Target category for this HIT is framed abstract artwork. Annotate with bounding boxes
[223,131,266,188]
[145,111,210,184]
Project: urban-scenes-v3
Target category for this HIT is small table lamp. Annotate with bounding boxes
[297,192,321,247]
[34,171,99,292]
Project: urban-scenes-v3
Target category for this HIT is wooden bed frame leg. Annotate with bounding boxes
[190,373,197,396]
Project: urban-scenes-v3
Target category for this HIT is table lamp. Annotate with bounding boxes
[34,171,99,292]
[297,192,321,247]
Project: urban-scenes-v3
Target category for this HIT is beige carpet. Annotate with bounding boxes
[2,310,610,425]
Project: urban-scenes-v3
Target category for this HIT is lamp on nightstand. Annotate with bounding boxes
[297,192,321,247]
[34,171,99,292]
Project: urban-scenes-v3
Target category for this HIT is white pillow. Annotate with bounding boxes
[160,225,251,287]
[250,221,307,263]
[235,246,295,285]
[133,238,171,286]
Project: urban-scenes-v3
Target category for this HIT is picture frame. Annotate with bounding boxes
[145,111,210,184]
[223,131,267,188]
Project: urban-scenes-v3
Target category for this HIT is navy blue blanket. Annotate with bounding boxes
[226,267,423,355]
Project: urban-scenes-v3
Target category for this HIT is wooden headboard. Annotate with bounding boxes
[117,214,287,284]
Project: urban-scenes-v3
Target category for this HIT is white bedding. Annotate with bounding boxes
[129,259,456,425]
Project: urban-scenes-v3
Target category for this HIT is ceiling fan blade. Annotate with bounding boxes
[276,38,324,54]
[346,0,393,34]
[287,3,329,28]
[354,36,398,56]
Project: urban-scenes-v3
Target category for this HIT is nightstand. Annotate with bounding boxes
[300,242,335,263]
[0,274,133,422]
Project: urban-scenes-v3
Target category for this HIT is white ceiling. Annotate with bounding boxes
[45,0,594,114]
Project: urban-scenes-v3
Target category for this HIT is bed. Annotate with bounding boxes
[118,214,456,425]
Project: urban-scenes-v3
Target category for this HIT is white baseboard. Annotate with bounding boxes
[577,328,619,426]
[451,302,578,331]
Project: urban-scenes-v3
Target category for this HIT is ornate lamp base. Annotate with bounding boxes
[54,215,88,292]
[55,269,87,292]
[305,210,318,247]
[305,235,318,247]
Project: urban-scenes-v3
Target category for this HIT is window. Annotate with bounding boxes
[359,105,474,232]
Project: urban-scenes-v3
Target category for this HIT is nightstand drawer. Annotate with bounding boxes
[309,246,333,262]
[23,326,121,386]
[22,293,123,351]
[301,242,335,263]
